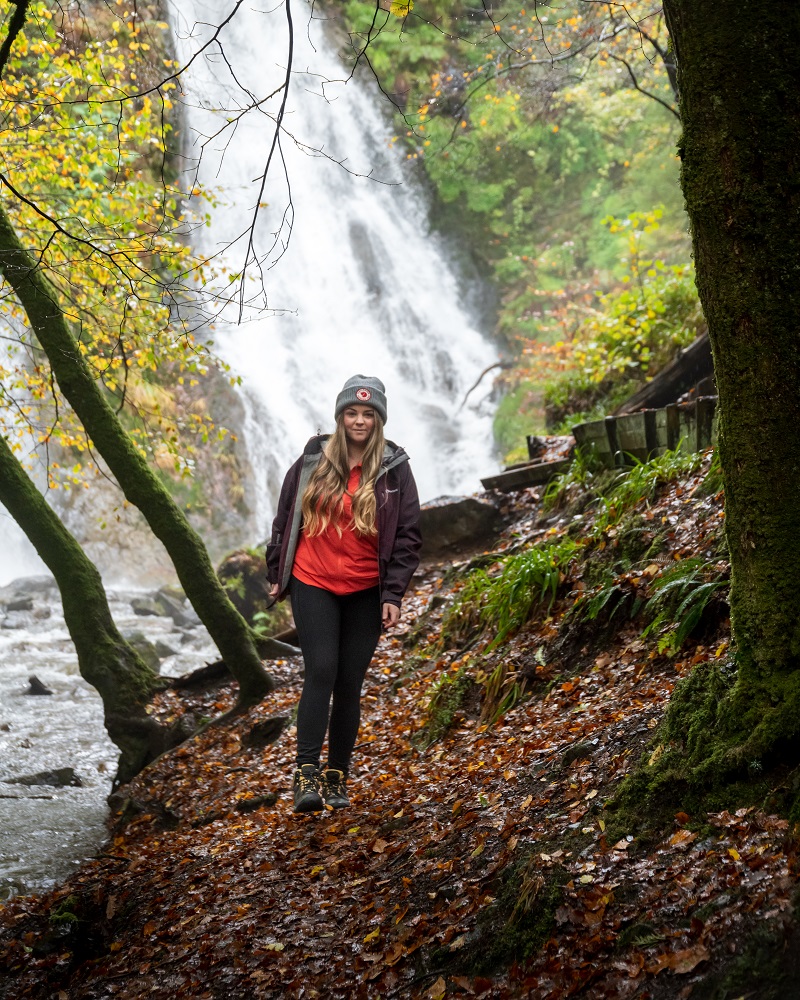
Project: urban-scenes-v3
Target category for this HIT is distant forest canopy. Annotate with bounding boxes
[327,1,702,456]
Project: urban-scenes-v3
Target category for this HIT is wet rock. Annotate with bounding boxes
[130,595,162,617]
[216,548,270,623]
[155,588,198,627]
[122,631,161,672]
[154,639,178,658]
[32,607,51,620]
[6,767,82,788]
[0,575,57,605]
[6,596,33,612]
[27,675,53,696]
[419,495,505,557]
[1,617,26,630]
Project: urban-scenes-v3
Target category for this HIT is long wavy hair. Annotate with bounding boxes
[301,415,386,537]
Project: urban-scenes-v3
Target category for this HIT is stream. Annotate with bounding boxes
[0,577,216,900]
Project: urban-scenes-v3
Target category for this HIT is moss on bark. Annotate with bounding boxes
[0,433,182,784]
[0,203,274,707]
[653,0,800,783]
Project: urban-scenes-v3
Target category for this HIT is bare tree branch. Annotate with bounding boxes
[609,51,679,118]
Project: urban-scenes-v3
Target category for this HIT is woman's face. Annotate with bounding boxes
[342,405,376,447]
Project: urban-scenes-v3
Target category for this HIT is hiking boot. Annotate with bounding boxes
[321,768,349,809]
[293,765,323,813]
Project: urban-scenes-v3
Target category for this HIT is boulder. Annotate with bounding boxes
[0,575,57,605]
[122,631,161,672]
[155,588,200,627]
[130,595,163,617]
[6,596,33,612]
[6,767,82,788]
[216,548,270,623]
[419,496,505,558]
[26,675,53,696]
[130,591,198,627]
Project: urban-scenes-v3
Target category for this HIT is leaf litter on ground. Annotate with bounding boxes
[1,450,798,999]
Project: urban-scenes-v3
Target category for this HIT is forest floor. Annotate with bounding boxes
[1,452,799,1000]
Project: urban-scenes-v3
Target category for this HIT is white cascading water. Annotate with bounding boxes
[169,0,499,526]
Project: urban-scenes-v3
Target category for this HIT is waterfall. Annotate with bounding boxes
[169,0,499,528]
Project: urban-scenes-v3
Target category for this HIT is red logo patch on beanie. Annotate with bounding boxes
[356,388,372,401]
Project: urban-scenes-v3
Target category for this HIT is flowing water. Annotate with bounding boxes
[0,579,216,898]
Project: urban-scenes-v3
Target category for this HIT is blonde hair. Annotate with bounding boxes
[301,416,386,537]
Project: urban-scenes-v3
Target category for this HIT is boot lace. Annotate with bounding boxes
[295,767,318,794]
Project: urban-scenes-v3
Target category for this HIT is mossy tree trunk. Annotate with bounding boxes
[0,434,186,785]
[662,1,800,773]
[0,203,274,707]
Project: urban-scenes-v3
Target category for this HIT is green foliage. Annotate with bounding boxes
[49,895,79,926]
[541,212,704,430]
[442,537,577,651]
[641,557,727,655]
[592,447,701,537]
[422,664,472,745]
[542,446,607,513]
[696,446,724,498]
[493,381,541,461]
[469,856,568,973]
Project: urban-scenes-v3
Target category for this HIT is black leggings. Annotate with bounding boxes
[290,577,382,775]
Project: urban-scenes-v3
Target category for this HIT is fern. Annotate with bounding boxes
[641,557,727,655]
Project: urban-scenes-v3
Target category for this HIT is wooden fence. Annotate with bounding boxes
[480,396,717,492]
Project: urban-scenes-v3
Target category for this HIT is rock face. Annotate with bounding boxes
[419,496,505,558]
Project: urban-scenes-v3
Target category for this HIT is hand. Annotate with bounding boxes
[382,602,400,629]
[268,583,280,599]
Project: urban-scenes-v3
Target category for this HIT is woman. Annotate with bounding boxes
[266,375,422,813]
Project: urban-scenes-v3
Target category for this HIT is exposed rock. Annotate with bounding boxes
[27,675,53,696]
[216,548,270,623]
[1,617,26,630]
[0,575,57,604]
[6,596,33,612]
[419,495,505,557]
[122,631,161,672]
[130,590,198,627]
[154,639,178,658]
[131,595,163,618]
[6,767,82,788]
[156,588,200,628]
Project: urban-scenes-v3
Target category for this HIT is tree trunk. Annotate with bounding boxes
[0,434,187,785]
[662,1,800,769]
[0,203,274,707]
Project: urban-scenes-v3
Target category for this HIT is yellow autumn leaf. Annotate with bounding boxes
[389,0,413,16]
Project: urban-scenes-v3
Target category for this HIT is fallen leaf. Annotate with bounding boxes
[428,976,447,1000]
[372,838,388,854]
[669,829,698,851]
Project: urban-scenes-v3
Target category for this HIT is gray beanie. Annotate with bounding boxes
[335,374,387,424]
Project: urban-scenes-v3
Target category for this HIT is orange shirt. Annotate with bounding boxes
[292,466,380,595]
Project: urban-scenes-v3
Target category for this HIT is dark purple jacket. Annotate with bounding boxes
[266,436,422,608]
